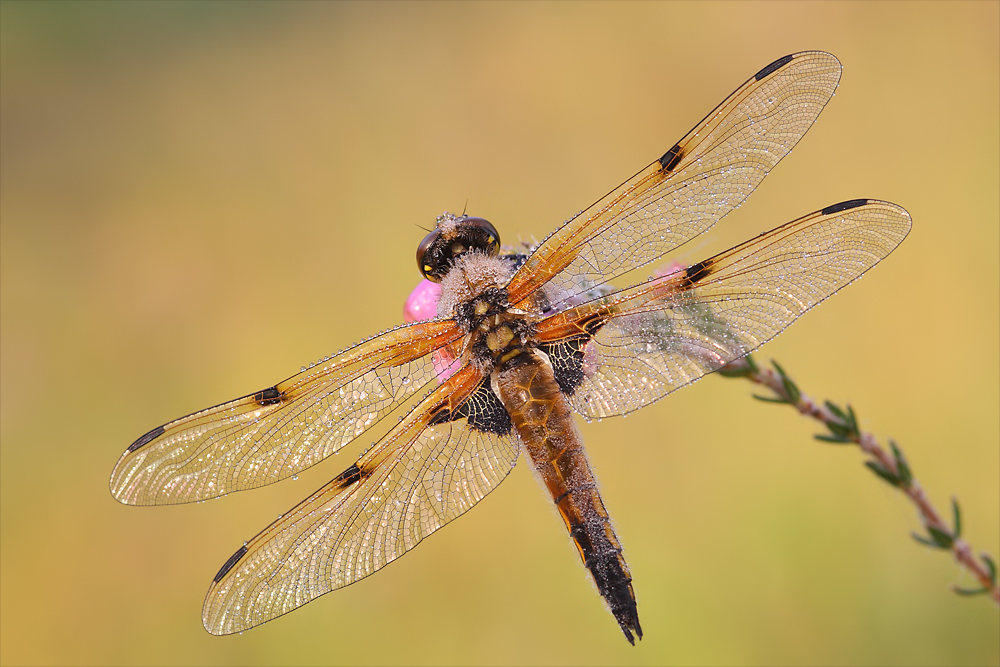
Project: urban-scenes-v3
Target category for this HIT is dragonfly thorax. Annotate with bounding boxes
[436,252,538,369]
[435,249,515,320]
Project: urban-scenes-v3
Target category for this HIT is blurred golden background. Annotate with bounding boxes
[1,2,997,665]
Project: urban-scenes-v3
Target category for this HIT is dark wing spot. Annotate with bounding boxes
[658,143,684,172]
[540,338,589,396]
[213,544,248,583]
[755,54,794,81]
[127,425,165,453]
[680,258,716,287]
[432,377,513,435]
[821,199,868,215]
[586,318,605,337]
[253,386,283,406]
[333,464,365,487]
[456,379,513,435]
[428,408,453,426]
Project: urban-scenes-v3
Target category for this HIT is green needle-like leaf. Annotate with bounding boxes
[846,405,859,433]
[824,401,847,421]
[912,532,938,547]
[771,361,801,404]
[951,499,962,539]
[927,526,955,549]
[890,441,912,487]
[953,586,989,596]
[982,554,997,585]
[752,393,789,404]
[865,461,900,487]
[719,355,761,378]
[814,434,852,444]
[826,421,853,438]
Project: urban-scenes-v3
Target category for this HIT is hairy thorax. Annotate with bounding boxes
[437,252,540,373]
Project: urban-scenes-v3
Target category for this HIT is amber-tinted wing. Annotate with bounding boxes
[110,320,463,506]
[506,51,842,308]
[535,200,911,419]
[202,363,520,635]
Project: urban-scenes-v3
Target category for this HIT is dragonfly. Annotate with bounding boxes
[110,51,910,644]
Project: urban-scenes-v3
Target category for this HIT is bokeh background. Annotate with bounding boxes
[2,2,997,665]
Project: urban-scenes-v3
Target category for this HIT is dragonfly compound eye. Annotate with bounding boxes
[416,217,502,282]
[416,229,443,282]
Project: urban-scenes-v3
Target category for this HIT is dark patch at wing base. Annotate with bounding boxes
[427,408,453,427]
[540,338,589,396]
[213,545,248,583]
[127,425,165,453]
[429,378,512,435]
[822,199,868,215]
[755,54,794,80]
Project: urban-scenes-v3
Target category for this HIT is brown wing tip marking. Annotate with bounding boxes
[213,544,248,583]
[679,257,717,287]
[754,53,795,81]
[821,199,869,215]
[253,386,285,406]
[658,143,684,172]
[127,425,166,453]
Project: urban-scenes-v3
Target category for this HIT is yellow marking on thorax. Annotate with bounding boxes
[485,325,515,352]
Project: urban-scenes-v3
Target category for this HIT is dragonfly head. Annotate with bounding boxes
[417,213,500,282]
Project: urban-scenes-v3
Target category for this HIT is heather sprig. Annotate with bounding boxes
[719,356,999,605]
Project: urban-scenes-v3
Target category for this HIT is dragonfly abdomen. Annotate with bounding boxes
[494,350,642,644]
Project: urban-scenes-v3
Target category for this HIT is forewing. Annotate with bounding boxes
[110,320,463,505]
[507,51,842,307]
[535,200,911,419]
[202,364,520,635]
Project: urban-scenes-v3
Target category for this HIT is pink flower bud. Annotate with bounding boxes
[403,279,443,323]
[403,279,458,382]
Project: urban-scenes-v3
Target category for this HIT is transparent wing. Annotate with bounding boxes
[110,320,463,505]
[507,51,842,308]
[202,363,520,635]
[535,200,911,419]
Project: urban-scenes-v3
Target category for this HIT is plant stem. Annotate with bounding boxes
[719,356,999,605]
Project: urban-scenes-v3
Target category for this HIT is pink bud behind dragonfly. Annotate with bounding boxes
[404,279,459,382]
